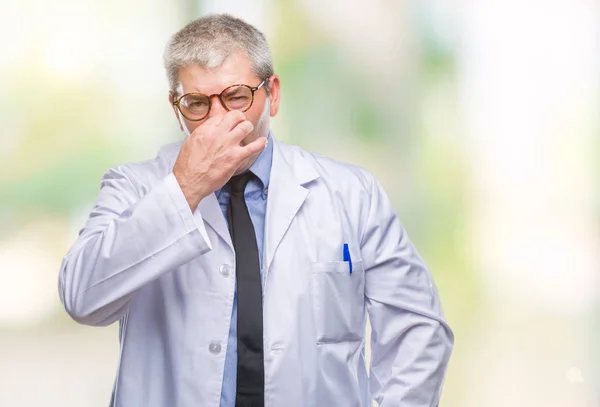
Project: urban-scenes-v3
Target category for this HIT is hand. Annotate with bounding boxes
[172,111,267,211]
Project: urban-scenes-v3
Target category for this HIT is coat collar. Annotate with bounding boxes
[160,135,320,266]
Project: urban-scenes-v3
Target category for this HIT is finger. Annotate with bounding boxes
[237,136,267,160]
[218,110,246,132]
[228,119,254,144]
[188,115,220,139]
[202,114,223,127]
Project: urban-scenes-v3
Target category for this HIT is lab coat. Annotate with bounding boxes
[58,137,453,407]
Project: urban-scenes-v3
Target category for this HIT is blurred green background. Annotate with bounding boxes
[0,0,598,406]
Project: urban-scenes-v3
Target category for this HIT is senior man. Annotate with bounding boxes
[59,13,453,407]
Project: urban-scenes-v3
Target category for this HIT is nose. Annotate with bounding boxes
[206,95,228,119]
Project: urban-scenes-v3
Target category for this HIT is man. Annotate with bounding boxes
[59,13,453,407]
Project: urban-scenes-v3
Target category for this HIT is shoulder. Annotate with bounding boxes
[101,140,184,194]
[278,140,376,193]
[277,141,387,244]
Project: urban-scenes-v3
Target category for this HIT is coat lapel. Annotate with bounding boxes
[161,139,233,250]
[263,139,320,273]
[197,192,233,249]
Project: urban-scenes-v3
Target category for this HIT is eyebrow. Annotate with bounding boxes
[185,81,253,95]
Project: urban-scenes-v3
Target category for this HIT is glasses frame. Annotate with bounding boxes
[172,80,267,122]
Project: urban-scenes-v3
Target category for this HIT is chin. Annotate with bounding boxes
[241,132,261,147]
[233,166,249,176]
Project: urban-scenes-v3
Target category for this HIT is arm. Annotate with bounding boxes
[58,167,212,327]
[59,110,267,327]
[360,172,453,407]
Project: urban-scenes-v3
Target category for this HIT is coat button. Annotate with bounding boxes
[208,342,221,354]
[219,264,230,277]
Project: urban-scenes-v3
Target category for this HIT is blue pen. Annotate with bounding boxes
[343,243,352,274]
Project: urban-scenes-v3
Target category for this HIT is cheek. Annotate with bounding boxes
[247,99,267,124]
[244,112,261,129]
[185,119,206,131]
[249,101,270,129]
[187,121,202,132]
[181,117,202,134]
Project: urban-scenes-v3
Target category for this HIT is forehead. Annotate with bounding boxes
[177,50,258,94]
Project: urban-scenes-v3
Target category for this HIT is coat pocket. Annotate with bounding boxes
[310,260,365,344]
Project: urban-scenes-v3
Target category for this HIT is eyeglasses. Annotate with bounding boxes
[172,80,266,121]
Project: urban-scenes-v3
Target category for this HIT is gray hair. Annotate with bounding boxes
[164,14,274,96]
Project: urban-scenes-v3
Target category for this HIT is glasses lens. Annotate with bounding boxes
[180,94,210,119]
[222,85,253,111]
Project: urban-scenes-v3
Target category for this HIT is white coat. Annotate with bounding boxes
[58,137,453,407]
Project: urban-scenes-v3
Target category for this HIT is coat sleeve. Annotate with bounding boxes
[360,171,453,407]
[58,166,212,326]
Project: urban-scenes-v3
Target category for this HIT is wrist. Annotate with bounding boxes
[173,172,209,212]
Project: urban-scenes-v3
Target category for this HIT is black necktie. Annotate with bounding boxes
[227,173,265,407]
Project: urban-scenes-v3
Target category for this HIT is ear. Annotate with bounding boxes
[267,75,281,117]
[169,92,184,132]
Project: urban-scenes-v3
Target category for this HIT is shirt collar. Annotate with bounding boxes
[248,131,273,190]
